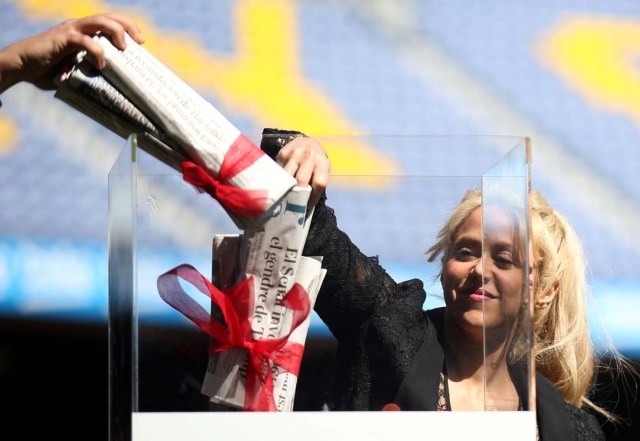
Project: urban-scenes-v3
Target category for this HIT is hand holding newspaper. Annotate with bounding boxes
[76,31,326,411]
[55,33,296,229]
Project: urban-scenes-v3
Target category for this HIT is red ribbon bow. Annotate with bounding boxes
[157,264,310,411]
[182,134,268,219]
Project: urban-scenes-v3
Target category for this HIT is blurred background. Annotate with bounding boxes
[1,0,639,439]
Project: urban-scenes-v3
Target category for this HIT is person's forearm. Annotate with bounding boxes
[0,13,144,96]
[0,43,23,94]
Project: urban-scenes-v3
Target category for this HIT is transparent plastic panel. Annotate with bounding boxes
[108,134,534,440]
[108,135,138,441]
[482,139,532,411]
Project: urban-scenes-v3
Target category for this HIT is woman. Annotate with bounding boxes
[261,129,606,440]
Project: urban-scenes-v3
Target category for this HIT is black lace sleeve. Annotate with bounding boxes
[303,196,411,337]
[261,129,429,409]
[260,128,418,336]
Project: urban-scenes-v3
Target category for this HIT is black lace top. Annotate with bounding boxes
[260,128,604,441]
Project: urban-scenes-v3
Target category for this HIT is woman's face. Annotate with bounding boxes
[442,207,532,340]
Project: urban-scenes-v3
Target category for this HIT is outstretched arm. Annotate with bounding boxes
[262,130,429,409]
[261,130,422,338]
[0,12,144,94]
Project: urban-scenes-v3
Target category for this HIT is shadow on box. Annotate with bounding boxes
[136,325,338,412]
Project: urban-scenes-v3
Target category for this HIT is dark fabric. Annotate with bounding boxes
[260,129,605,441]
[261,128,305,159]
[393,308,445,411]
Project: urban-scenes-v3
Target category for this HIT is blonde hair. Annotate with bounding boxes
[426,189,605,414]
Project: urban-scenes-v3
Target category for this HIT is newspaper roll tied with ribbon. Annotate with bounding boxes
[55,34,296,229]
[157,265,311,411]
[199,185,325,411]
[156,185,325,411]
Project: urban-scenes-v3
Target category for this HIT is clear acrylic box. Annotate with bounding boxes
[108,133,534,440]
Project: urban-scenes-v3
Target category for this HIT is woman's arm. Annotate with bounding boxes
[262,129,430,409]
[261,129,421,339]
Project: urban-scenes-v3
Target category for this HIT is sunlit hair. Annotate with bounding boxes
[425,189,609,416]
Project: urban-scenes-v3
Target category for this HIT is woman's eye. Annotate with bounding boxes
[455,247,475,260]
[495,254,514,268]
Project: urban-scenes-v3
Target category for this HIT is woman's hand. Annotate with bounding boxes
[0,12,144,93]
[276,136,330,208]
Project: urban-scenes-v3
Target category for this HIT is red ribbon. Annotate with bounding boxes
[182,134,269,219]
[157,264,310,411]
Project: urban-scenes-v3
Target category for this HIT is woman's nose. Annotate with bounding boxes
[469,258,483,277]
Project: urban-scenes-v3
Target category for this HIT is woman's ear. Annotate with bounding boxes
[535,281,559,309]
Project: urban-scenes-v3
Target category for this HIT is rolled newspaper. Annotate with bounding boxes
[157,185,324,411]
[55,34,297,230]
[201,185,326,411]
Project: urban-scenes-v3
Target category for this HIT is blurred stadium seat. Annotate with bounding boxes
[0,1,638,439]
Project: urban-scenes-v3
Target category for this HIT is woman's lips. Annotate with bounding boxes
[468,288,497,302]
